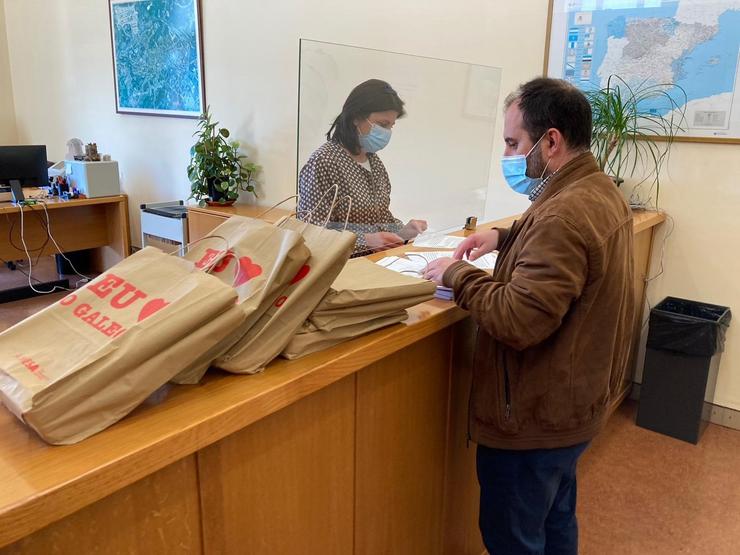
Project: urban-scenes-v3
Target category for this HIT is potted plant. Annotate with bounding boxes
[586,75,686,207]
[187,107,261,207]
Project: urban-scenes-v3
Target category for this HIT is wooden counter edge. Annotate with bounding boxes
[0,194,128,214]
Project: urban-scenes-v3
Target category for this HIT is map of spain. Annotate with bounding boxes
[549,0,740,138]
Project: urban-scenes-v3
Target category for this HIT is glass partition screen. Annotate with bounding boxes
[297,40,501,241]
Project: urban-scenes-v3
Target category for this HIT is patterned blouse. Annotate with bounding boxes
[298,140,403,255]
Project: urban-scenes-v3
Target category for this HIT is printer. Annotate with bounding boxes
[64,160,121,198]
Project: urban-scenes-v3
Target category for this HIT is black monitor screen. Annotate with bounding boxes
[0,145,48,188]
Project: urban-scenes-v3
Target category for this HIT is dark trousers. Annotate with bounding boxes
[476,441,590,555]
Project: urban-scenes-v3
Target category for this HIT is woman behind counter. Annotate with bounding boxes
[298,79,427,255]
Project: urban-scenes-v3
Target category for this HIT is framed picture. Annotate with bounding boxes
[108,0,205,118]
[544,0,740,144]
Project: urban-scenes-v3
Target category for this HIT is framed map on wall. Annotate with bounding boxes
[544,0,740,143]
[108,0,205,118]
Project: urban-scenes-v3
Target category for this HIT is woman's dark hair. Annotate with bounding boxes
[326,79,406,155]
[504,78,592,151]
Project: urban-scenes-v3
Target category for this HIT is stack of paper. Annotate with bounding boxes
[405,251,498,271]
[434,286,454,301]
[376,252,498,303]
[411,234,466,249]
[377,252,498,275]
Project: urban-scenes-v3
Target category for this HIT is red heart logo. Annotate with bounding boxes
[274,295,288,308]
[138,298,170,322]
[290,264,310,285]
[212,252,235,273]
[234,257,263,287]
[195,248,223,269]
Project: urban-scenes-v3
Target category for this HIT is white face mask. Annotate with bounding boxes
[359,120,392,153]
[500,133,549,195]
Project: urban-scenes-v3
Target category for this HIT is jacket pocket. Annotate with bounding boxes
[537,354,606,431]
[472,345,520,435]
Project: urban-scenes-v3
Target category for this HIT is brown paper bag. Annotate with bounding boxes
[169,215,311,384]
[309,294,433,331]
[314,257,436,311]
[306,258,434,331]
[184,215,311,330]
[282,311,408,359]
[0,247,242,444]
[215,219,356,373]
[165,306,248,385]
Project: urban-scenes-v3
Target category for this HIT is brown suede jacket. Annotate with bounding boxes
[443,152,635,450]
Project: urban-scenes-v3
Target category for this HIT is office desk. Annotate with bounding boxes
[0,196,131,271]
[0,209,664,554]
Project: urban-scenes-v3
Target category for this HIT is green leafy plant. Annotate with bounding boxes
[187,106,261,207]
[586,75,687,207]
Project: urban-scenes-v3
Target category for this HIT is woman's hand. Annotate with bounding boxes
[399,219,428,241]
[453,230,500,261]
[365,232,404,252]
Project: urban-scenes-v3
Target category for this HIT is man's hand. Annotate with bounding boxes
[423,257,456,285]
[399,219,428,241]
[365,232,404,252]
[453,229,500,261]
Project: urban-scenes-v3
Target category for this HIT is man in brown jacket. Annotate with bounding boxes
[424,78,634,555]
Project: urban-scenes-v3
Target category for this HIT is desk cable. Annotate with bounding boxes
[17,200,92,294]
[640,210,675,332]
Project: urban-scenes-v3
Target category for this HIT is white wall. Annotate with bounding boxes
[0,0,17,143]
[4,0,738,411]
[631,142,740,411]
[3,0,541,243]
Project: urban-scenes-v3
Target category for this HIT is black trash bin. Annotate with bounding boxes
[636,297,732,444]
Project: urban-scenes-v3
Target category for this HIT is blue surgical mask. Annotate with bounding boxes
[359,121,392,153]
[501,134,549,195]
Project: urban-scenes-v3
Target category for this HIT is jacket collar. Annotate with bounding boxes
[530,151,601,209]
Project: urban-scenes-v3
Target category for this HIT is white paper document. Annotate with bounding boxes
[410,234,466,249]
[375,256,425,275]
[406,251,498,270]
[376,251,498,275]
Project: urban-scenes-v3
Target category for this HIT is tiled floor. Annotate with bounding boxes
[0,255,92,328]
[0,290,65,332]
[579,401,740,555]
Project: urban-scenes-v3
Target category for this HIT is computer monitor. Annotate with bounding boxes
[0,145,49,189]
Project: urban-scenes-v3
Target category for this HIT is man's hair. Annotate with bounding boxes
[326,79,406,155]
[504,78,592,151]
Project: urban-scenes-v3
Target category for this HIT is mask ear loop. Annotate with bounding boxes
[525,132,548,159]
[539,158,551,180]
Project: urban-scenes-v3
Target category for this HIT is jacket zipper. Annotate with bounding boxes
[502,351,512,421]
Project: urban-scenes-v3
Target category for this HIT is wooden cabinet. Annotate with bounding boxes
[188,204,291,242]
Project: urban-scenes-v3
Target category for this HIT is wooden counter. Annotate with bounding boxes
[0,209,665,554]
